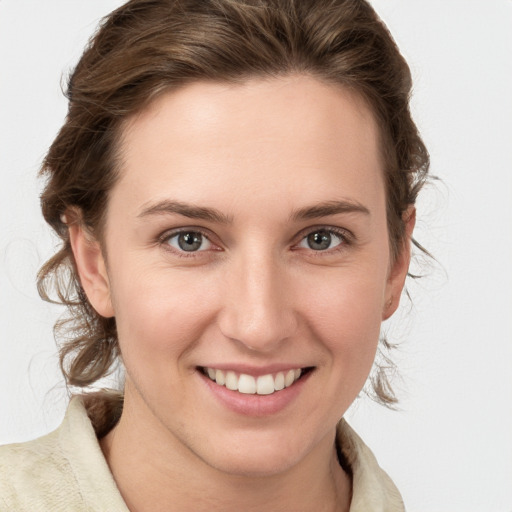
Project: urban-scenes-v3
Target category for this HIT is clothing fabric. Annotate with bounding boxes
[0,395,404,511]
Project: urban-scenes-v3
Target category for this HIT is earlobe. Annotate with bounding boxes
[382,206,416,321]
[68,220,115,318]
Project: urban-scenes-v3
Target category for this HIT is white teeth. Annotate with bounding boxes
[256,374,275,395]
[225,371,238,391]
[215,369,225,386]
[274,372,285,391]
[203,367,305,395]
[284,369,295,387]
[238,374,256,394]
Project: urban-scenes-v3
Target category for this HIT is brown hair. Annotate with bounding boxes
[38,0,429,405]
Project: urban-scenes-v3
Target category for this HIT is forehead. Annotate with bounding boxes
[113,75,384,216]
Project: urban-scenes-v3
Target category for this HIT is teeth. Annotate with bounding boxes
[274,372,285,391]
[238,374,256,394]
[203,367,304,395]
[215,369,226,386]
[225,371,238,391]
[284,369,295,387]
[256,374,275,395]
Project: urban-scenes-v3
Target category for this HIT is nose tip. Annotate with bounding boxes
[218,260,297,353]
[225,305,296,353]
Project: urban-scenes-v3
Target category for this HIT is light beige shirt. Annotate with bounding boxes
[0,396,404,511]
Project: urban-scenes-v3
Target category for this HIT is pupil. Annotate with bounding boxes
[308,231,331,250]
[178,232,202,251]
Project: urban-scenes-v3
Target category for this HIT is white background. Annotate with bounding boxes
[1,1,511,511]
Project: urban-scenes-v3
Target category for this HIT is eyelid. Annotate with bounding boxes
[155,224,354,257]
[292,225,354,251]
[157,226,221,256]
[297,225,353,242]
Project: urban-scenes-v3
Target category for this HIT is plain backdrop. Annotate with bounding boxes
[1,1,511,511]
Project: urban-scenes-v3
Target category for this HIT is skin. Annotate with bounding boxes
[69,75,414,512]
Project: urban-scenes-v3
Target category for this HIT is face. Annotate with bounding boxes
[73,76,412,476]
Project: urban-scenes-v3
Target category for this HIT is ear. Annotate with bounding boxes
[382,206,416,321]
[68,220,115,318]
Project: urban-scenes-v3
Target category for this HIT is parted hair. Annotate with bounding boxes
[38,0,429,405]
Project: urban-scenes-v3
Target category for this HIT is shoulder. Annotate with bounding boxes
[337,419,405,512]
[0,395,128,512]
[0,402,86,511]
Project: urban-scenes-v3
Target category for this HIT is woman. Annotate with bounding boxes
[0,0,429,510]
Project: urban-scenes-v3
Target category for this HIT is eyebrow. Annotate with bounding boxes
[291,200,370,221]
[138,199,233,224]
[137,198,370,224]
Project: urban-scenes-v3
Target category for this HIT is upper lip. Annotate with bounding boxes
[197,364,313,377]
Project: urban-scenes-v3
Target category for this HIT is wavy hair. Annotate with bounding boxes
[38,0,429,405]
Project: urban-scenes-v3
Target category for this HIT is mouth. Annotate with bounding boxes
[199,366,314,395]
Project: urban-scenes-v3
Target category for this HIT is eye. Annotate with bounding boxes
[166,230,212,252]
[298,229,344,251]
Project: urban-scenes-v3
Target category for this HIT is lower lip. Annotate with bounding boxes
[199,370,312,417]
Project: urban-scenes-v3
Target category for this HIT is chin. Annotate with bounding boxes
[205,450,301,478]
[187,427,317,478]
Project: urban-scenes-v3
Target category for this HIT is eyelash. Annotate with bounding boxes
[294,226,353,256]
[158,227,217,259]
[157,226,354,258]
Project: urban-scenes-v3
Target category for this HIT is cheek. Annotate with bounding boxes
[110,266,219,372]
[301,268,385,373]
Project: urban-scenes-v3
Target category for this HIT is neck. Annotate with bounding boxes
[100,390,351,512]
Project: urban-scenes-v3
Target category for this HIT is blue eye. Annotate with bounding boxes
[298,229,344,251]
[167,231,212,252]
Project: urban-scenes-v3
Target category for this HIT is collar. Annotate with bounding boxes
[64,393,404,511]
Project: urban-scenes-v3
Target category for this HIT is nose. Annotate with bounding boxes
[218,250,298,353]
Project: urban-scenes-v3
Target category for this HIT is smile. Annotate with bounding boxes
[201,367,309,395]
